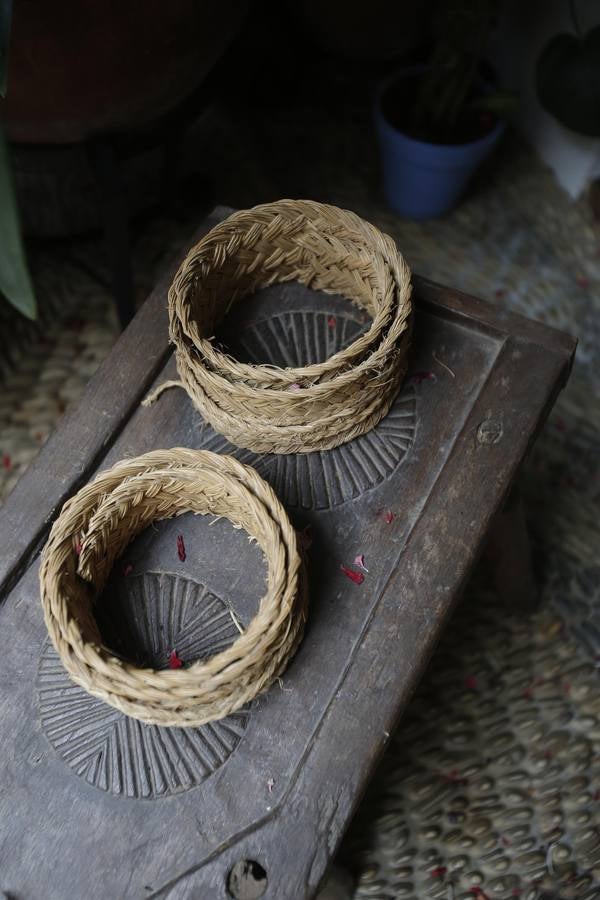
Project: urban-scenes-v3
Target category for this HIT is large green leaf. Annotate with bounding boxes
[0,0,12,97]
[0,122,37,319]
[537,26,600,136]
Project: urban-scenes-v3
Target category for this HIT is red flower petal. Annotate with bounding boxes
[465,674,478,690]
[327,316,336,329]
[298,525,313,551]
[168,649,183,669]
[340,565,364,585]
[442,769,468,785]
[383,510,395,524]
[122,563,133,577]
[409,371,436,385]
[177,534,186,562]
[2,454,11,470]
[431,866,447,877]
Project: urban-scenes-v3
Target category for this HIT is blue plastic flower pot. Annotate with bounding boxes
[374,71,505,219]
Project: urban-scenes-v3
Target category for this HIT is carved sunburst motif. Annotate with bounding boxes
[38,573,249,799]
[201,310,418,509]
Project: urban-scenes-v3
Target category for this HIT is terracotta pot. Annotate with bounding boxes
[2,0,248,144]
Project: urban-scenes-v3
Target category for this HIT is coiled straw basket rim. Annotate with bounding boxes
[39,448,305,727]
[166,199,413,454]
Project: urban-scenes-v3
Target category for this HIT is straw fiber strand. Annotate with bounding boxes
[39,448,305,727]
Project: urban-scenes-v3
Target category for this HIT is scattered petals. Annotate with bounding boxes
[177,534,186,562]
[354,553,368,572]
[431,866,447,878]
[297,525,313,551]
[122,563,133,577]
[340,565,364,585]
[494,287,506,298]
[382,510,395,524]
[67,316,85,332]
[267,777,275,793]
[441,769,468,786]
[289,383,302,392]
[327,316,336,329]
[2,454,11,470]
[74,540,82,557]
[168,649,183,669]
[409,370,436,385]
[560,474,577,490]
[465,674,478,690]
[522,686,534,700]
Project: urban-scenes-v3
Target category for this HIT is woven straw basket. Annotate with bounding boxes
[168,199,413,454]
[39,449,305,727]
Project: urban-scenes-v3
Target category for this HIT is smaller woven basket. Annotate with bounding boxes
[168,199,413,454]
[39,449,305,727]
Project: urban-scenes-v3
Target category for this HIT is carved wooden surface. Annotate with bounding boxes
[0,208,575,900]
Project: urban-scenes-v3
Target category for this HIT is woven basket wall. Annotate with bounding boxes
[39,448,306,727]
[168,199,413,454]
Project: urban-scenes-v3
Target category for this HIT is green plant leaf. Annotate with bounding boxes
[0,0,12,98]
[0,122,37,319]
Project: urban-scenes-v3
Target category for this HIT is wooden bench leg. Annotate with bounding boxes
[484,485,539,611]
[315,866,353,900]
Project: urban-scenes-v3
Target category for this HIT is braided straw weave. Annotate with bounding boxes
[165,199,413,454]
[39,448,305,727]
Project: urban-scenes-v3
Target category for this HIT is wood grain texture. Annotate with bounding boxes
[0,208,576,900]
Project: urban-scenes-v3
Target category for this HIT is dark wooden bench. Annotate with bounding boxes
[0,207,576,900]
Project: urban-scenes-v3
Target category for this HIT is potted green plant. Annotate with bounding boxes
[374,0,513,219]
